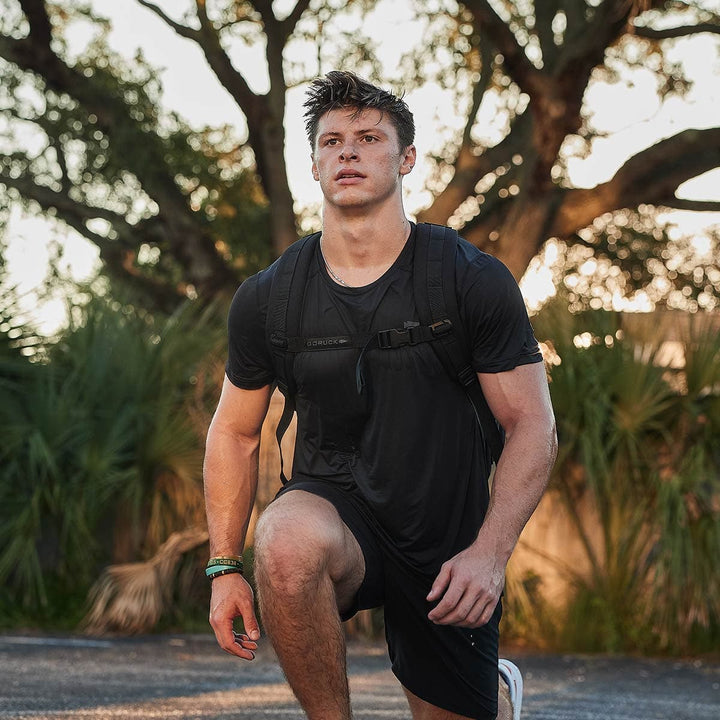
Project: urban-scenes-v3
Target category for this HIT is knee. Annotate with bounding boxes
[254,502,335,598]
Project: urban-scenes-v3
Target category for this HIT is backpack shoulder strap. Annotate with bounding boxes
[266,232,321,483]
[413,223,505,464]
[266,232,320,355]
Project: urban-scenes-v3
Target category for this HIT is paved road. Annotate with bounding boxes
[1,633,718,719]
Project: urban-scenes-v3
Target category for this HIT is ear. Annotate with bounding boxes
[399,145,416,177]
[311,154,319,181]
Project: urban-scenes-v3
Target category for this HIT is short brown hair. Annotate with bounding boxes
[303,71,415,151]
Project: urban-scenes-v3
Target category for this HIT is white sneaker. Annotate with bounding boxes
[498,658,523,720]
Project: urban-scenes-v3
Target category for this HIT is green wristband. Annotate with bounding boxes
[206,565,244,579]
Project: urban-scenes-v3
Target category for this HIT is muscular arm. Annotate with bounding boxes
[204,377,272,658]
[427,361,557,627]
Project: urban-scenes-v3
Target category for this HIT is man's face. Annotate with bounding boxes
[311,107,415,211]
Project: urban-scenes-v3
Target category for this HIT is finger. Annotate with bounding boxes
[447,592,486,626]
[233,632,258,646]
[238,603,261,642]
[232,631,258,659]
[233,632,258,650]
[459,594,501,628]
[215,627,255,660]
[215,622,255,660]
[224,642,256,660]
[428,583,466,623]
[431,589,478,625]
[477,597,500,627]
[459,596,491,628]
[426,564,452,602]
[216,626,254,660]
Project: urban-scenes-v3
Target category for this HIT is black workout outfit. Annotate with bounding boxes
[226,225,542,719]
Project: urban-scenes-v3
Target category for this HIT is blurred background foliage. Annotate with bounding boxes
[503,299,720,655]
[0,258,225,628]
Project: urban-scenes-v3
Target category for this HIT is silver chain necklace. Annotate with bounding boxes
[320,244,351,286]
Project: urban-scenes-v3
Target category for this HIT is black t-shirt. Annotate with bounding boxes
[226,225,542,571]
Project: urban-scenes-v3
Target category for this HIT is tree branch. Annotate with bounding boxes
[194,0,210,27]
[140,0,295,257]
[279,0,313,42]
[560,0,587,45]
[0,170,138,245]
[464,0,542,96]
[554,1,633,78]
[418,111,533,225]
[657,198,720,212]
[462,35,493,147]
[552,127,720,237]
[17,0,52,47]
[252,0,273,16]
[634,22,720,39]
[4,3,187,212]
[534,0,560,71]
[132,0,266,126]
[0,171,211,310]
[134,1,266,134]
[136,1,201,41]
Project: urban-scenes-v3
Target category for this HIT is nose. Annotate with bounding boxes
[339,141,358,161]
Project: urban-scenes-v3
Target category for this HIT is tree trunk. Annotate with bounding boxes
[467,195,557,280]
[259,118,300,256]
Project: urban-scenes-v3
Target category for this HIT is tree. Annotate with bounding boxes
[1,0,719,311]
[0,0,379,309]
[413,0,720,301]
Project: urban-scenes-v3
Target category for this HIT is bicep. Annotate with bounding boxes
[210,376,273,440]
[478,362,554,435]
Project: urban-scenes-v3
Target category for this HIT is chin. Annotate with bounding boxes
[329,193,372,208]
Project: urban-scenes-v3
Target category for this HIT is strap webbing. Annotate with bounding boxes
[414,223,505,463]
[266,233,321,483]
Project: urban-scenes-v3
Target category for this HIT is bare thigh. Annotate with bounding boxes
[254,489,366,614]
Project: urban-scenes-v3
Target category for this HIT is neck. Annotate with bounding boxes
[321,203,410,267]
[319,208,411,288]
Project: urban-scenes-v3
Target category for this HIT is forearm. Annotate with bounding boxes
[203,423,261,558]
[476,415,557,562]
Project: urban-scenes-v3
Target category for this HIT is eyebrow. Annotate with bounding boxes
[318,127,389,141]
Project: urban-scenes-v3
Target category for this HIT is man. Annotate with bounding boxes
[204,71,557,720]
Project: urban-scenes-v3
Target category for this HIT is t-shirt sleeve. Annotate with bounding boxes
[225,273,275,389]
[458,250,542,373]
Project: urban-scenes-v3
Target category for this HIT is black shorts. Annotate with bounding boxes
[275,478,501,720]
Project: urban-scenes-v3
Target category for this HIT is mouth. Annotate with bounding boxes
[335,169,365,181]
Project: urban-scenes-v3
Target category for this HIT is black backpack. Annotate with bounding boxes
[266,222,504,483]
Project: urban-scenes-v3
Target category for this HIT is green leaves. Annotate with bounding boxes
[0,294,225,616]
[515,299,720,653]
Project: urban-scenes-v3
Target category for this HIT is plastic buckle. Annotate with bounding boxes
[430,319,453,336]
[407,325,424,345]
[378,328,409,349]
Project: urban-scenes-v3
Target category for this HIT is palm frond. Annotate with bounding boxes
[82,527,209,635]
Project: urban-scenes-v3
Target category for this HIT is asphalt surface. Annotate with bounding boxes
[1,633,718,719]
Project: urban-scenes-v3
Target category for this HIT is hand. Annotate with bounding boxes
[426,532,506,628]
[209,572,261,660]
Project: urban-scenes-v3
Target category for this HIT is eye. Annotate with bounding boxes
[362,135,378,143]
